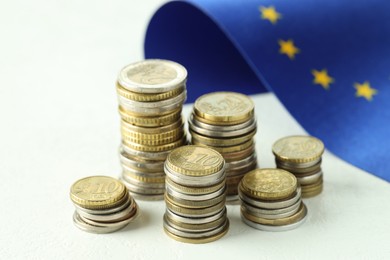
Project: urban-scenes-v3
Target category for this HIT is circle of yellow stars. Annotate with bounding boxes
[259,5,379,101]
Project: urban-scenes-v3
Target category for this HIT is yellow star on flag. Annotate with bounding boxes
[312,69,334,89]
[278,39,300,59]
[354,81,378,101]
[259,6,281,24]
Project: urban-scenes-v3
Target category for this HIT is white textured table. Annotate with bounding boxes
[1,1,389,259]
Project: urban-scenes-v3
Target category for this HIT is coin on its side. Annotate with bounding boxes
[272,135,324,163]
[194,92,254,124]
[166,145,224,177]
[70,176,127,210]
[240,168,297,201]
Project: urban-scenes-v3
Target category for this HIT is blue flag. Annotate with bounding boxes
[144,0,390,182]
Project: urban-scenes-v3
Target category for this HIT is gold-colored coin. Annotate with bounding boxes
[121,118,182,135]
[221,144,255,162]
[301,186,323,198]
[193,92,254,124]
[165,190,226,209]
[163,220,229,244]
[272,135,325,163]
[241,203,307,226]
[122,136,186,152]
[192,113,250,126]
[117,83,184,102]
[226,174,246,185]
[190,129,256,147]
[119,106,181,127]
[240,168,297,201]
[122,131,184,146]
[165,177,226,195]
[121,126,183,141]
[166,145,224,177]
[165,195,225,217]
[122,168,165,181]
[70,176,127,210]
[192,139,254,153]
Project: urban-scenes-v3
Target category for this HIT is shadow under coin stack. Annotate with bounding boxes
[189,92,258,202]
[163,145,229,243]
[239,169,307,231]
[272,135,325,198]
[70,176,138,234]
[116,60,188,200]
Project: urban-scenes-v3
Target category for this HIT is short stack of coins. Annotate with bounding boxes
[188,92,258,202]
[272,135,325,198]
[116,59,188,200]
[163,145,229,243]
[70,176,138,234]
[239,169,307,231]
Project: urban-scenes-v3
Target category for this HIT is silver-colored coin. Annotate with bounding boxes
[163,216,228,239]
[130,191,165,201]
[225,161,257,177]
[297,170,323,185]
[121,144,171,161]
[226,155,257,171]
[189,117,257,138]
[165,184,226,201]
[241,198,302,216]
[190,130,256,147]
[76,198,137,222]
[164,212,227,233]
[73,212,127,234]
[120,148,164,172]
[238,187,302,209]
[121,176,166,189]
[118,89,186,108]
[165,189,226,209]
[118,59,187,94]
[122,164,166,178]
[166,199,226,218]
[165,207,226,225]
[72,193,130,215]
[78,206,138,227]
[190,113,255,131]
[241,201,301,219]
[122,180,165,195]
[164,164,226,187]
[276,158,321,169]
[119,94,186,115]
[241,211,307,232]
[73,209,138,234]
[226,195,240,204]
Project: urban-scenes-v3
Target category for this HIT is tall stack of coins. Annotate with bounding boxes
[239,169,307,231]
[163,145,229,243]
[116,60,188,200]
[70,176,138,234]
[272,135,324,198]
[188,92,257,201]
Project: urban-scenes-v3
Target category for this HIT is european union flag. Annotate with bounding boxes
[144,0,390,182]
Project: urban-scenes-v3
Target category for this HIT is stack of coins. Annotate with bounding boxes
[188,92,258,201]
[272,135,324,198]
[116,59,188,200]
[239,169,307,231]
[163,145,229,243]
[70,176,138,234]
